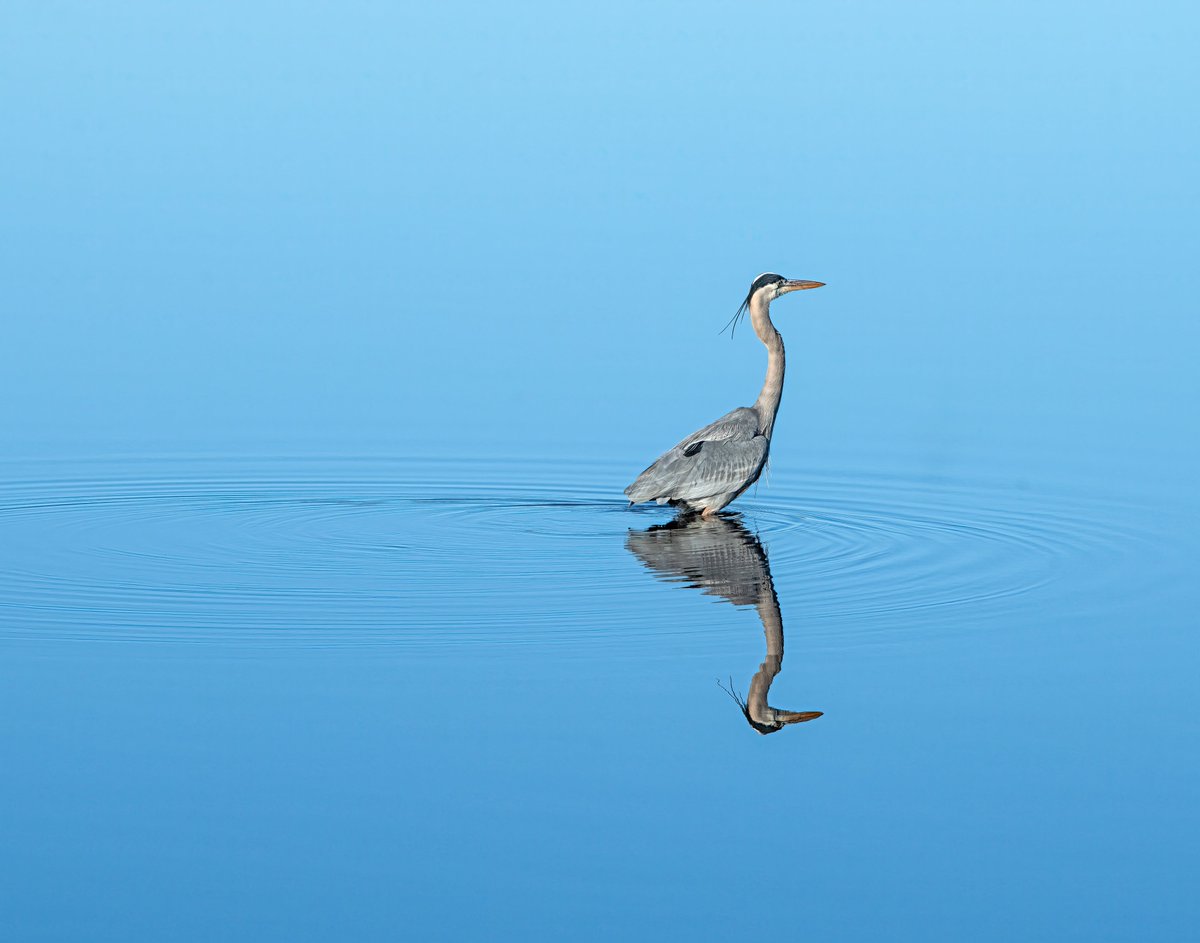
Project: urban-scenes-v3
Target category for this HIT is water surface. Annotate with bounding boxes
[2,451,1196,940]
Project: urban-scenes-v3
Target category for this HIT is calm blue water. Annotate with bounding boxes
[2,448,1197,940]
[4,1,1200,939]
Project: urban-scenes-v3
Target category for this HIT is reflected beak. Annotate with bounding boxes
[779,279,825,294]
[776,710,824,724]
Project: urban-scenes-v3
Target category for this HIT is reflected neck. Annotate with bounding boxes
[747,587,785,725]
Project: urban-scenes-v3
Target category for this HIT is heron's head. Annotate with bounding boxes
[747,272,825,305]
[727,273,824,335]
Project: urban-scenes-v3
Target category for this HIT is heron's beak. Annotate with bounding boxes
[779,279,825,294]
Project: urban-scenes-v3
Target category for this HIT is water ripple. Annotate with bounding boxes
[0,455,1167,648]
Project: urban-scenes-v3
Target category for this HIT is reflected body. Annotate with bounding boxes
[626,514,822,734]
[625,273,824,515]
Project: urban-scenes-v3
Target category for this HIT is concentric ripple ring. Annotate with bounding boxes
[0,455,1162,648]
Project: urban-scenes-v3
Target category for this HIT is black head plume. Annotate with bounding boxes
[722,273,786,338]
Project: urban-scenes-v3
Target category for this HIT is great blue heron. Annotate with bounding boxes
[624,273,825,515]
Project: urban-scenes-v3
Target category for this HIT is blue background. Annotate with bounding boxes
[4,1,1196,473]
[2,3,1198,941]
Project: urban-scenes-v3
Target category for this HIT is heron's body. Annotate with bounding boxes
[624,405,769,514]
[624,273,823,516]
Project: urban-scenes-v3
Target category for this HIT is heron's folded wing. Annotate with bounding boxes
[625,431,768,504]
[674,407,760,448]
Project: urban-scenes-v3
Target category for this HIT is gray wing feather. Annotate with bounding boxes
[625,407,768,505]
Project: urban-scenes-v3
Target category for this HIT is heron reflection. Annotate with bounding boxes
[625,514,822,735]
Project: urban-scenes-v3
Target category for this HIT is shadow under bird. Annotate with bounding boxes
[625,273,825,516]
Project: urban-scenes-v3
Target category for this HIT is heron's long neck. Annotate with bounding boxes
[750,297,785,438]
